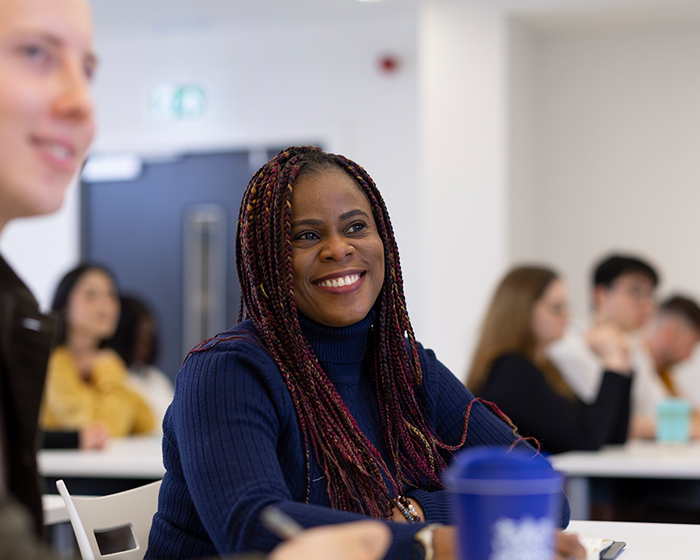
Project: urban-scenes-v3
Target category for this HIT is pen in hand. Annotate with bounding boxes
[260,505,304,540]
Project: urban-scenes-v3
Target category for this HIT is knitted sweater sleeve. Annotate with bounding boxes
[405,347,571,529]
[167,339,431,559]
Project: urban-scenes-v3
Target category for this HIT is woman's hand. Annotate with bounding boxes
[432,527,585,560]
[269,520,391,560]
[554,532,586,560]
[587,324,631,373]
[433,526,456,560]
[79,423,109,450]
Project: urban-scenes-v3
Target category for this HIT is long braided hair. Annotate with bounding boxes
[234,146,468,518]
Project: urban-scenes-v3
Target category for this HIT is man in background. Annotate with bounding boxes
[549,254,659,436]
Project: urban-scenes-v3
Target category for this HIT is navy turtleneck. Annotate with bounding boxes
[298,310,373,378]
[298,309,392,475]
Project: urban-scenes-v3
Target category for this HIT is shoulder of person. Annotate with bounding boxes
[49,345,72,366]
[492,352,536,370]
[97,348,125,364]
[186,319,268,358]
[178,320,284,387]
[408,340,450,384]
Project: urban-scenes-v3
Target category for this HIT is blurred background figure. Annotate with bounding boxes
[633,295,700,439]
[109,295,174,431]
[41,265,154,437]
[467,265,632,454]
[549,254,658,413]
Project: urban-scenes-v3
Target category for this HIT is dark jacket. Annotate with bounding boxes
[0,255,56,537]
[479,353,631,454]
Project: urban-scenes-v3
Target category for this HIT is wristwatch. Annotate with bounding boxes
[410,523,443,560]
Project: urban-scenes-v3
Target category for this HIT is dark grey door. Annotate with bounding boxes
[81,149,276,380]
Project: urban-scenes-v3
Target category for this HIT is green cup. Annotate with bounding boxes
[657,398,692,443]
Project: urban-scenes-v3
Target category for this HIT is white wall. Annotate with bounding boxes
[2,11,424,318]
[510,16,700,315]
[418,0,700,381]
[90,12,425,328]
[508,12,700,398]
[419,3,509,379]
[0,176,81,310]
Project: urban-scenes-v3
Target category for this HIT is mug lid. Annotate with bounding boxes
[444,446,559,482]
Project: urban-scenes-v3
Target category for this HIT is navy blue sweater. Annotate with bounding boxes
[146,313,570,559]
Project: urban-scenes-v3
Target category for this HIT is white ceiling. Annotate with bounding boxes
[89,0,422,37]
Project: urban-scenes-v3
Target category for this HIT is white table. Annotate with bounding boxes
[43,495,697,558]
[567,520,700,559]
[38,434,165,479]
[42,494,71,525]
[550,440,700,519]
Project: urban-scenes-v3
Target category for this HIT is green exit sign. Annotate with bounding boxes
[148,83,207,121]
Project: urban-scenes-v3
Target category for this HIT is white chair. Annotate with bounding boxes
[56,479,162,560]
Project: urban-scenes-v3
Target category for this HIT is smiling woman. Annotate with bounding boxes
[146,147,573,560]
[290,168,385,328]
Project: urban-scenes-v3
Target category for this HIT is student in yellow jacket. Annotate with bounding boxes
[42,264,154,437]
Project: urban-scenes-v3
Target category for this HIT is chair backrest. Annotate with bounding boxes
[56,479,162,560]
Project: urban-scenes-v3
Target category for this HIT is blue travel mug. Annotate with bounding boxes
[444,446,562,560]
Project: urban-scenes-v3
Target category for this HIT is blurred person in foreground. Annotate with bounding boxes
[467,266,632,454]
[549,254,659,438]
[0,0,96,542]
[0,2,399,560]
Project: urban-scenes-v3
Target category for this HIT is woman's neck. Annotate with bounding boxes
[532,343,547,367]
[65,331,104,380]
[65,330,100,358]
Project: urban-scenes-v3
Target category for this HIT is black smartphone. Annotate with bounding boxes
[600,541,626,560]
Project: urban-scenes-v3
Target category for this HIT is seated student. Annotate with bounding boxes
[634,295,700,438]
[146,147,581,560]
[467,266,633,454]
[109,295,174,430]
[41,265,154,437]
[548,254,659,439]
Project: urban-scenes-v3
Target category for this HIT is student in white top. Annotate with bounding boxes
[549,254,659,438]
